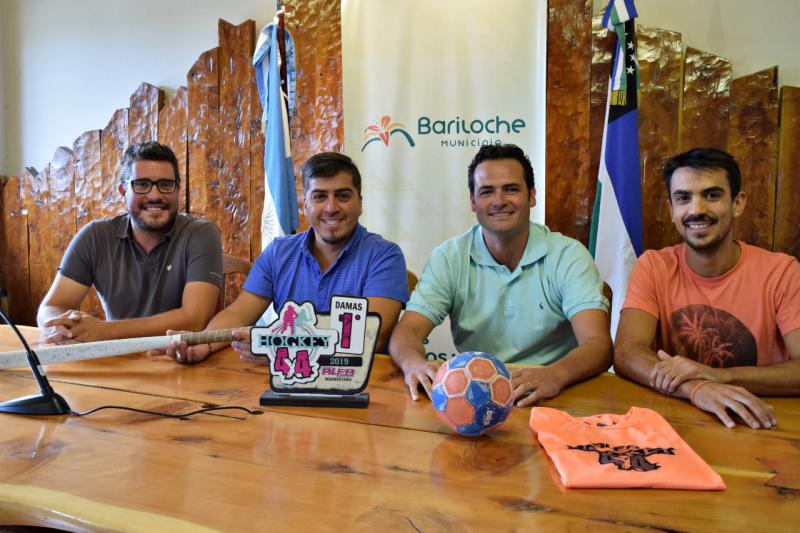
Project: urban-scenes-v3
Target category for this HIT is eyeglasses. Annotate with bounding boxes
[125,179,179,194]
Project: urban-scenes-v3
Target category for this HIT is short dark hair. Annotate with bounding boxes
[663,148,741,200]
[301,152,362,195]
[467,144,535,193]
[119,141,180,184]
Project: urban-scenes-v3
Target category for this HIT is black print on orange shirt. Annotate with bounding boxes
[568,443,676,472]
[668,304,757,367]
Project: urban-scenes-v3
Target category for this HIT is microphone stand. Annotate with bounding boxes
[0,309,71,415]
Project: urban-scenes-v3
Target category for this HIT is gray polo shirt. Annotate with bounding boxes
[58,214,223,320]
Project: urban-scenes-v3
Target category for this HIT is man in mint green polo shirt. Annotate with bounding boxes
[389,144,612,407]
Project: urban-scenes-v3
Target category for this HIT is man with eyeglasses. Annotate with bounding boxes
[37,141,223,343]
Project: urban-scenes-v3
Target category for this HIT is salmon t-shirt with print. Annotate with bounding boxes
[623,242,800,367]
[530,407,726,490]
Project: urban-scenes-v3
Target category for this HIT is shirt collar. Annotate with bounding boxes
[469,222,548,268]
[116,213,181,242]
[302,223,365,261]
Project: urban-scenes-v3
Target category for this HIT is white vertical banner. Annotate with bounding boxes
[342,0,547,358]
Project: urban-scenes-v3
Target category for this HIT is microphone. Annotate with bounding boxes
[0,308,71,416]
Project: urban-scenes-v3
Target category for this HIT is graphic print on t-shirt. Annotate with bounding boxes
[668,304,757,367]
[568,443,676,472]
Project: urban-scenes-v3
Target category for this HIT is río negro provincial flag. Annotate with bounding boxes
[588,0,643,337]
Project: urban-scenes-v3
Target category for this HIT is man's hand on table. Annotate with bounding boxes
[230,328,268,365]
[511,366,565,408]
[157,330,213,365]
[41,310,105,344]
[650,350,722,393]
[400,357,441,401]
[691,381,775,429]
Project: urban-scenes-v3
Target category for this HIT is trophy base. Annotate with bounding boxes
[260,391,369,408]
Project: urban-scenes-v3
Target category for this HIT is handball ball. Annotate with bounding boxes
[431,352,513,436]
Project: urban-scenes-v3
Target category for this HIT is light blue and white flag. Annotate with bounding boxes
[589,0,643,337]
[254,21,298,247]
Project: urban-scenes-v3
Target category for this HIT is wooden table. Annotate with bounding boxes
[0,326,798,532]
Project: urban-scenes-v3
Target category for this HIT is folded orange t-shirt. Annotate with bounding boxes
[530,407,725,490]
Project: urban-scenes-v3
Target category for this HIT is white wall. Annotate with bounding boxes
[4,0,799,176]
[2,0,275,176]
[595,0,800,87]
[0,1,8,175]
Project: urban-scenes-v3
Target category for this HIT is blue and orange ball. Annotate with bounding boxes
[431,352,513,436]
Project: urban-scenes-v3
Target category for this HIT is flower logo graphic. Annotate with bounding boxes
[361,115,415,150]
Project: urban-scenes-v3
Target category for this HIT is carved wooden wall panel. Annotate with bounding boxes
[23,167,50,316]
[218,20,254,264]
[774,86,800,258]
[6,14,800,327]
[219,20,256,304]
[73,130,103,228]
[680,48,731,151]
[637,26,682,251]
[46,149,77,303]
[589,17,614,199]
[728,67,779,250]
[187,48,221,220]
[24,148,77,317]
[129,82,165,145]
[286,0,344,230]
[73,130,106,319]
[100,109,129,219]
[158,87,189,214]
[1,177,32,325]
[545,0,593,245]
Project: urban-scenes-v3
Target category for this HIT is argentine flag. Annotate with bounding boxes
[588,0,643,337]
[254,20,299,247]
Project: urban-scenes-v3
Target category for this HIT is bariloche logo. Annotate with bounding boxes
[361,115,415,151]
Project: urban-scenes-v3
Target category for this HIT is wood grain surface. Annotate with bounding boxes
[187,47,220,220]
[774,86,800,257]
[218,20,254,262]
[100,108,129,217]
[218,19,256,306]
[0,326,797,532]
[71,130,107,320]
[545,0,593,246]
[128,82,165,146]
[728,67,779,250]
[680,47,731,152]
[0,177,32,325]
[286,0,345,231]
[637,25,682,251]
[158,86,189,214]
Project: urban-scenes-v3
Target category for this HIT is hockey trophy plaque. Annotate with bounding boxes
[251,296,380,408]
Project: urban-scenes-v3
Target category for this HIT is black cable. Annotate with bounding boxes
[69,405,263,420]
[0,310,260,421]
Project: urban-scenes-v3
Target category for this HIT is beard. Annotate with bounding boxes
[130,201,178,233]
[682,214,730,253]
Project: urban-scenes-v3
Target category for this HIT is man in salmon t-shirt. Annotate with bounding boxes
[614,148,800,429]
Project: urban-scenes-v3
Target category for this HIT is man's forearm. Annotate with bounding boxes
[716,358,800,396]
[548,337,612,389]
[104,307,213,340]
[389,338,428,370]
[613,343,660,387]
[388,325,429,371]
[37,305,69,328]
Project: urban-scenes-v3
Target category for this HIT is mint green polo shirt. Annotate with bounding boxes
[407,223,608,365]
